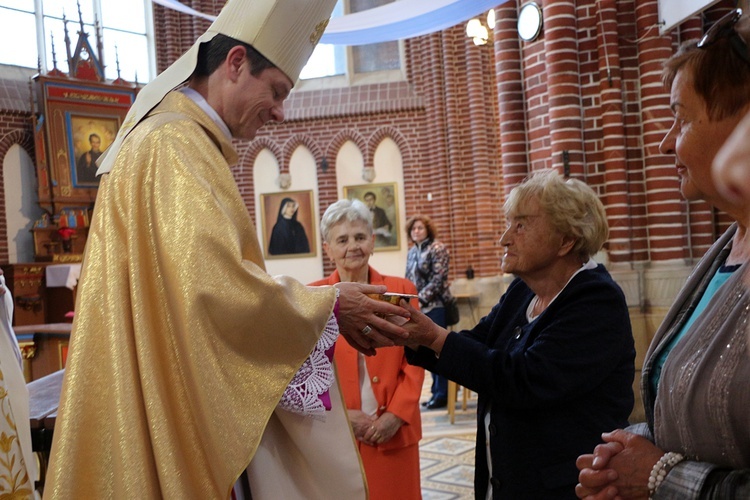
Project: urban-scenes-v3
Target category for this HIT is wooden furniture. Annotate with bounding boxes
[2,262,77,326]
[28,369,64,488]
[447,383,472,424]
[446,292,481,424]
[28,18,139,263]
[14,323,72,382]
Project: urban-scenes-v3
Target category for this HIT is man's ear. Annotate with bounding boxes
[225,45,247,82]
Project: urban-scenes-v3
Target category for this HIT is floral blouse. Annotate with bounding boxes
[405,238,452,311]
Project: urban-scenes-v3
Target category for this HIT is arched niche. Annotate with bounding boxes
[3,144,44,263]
[253,146,324,284]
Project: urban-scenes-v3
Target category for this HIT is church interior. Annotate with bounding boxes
[0,0,747,496]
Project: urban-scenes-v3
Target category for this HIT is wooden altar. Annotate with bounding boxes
[28,12,139,262]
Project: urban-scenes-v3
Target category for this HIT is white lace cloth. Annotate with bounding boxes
[277,312,339,420]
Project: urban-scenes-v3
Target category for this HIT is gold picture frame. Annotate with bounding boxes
[343,183,400,251]
[260,190,317,259]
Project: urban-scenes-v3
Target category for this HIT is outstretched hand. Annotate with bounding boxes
[399,300,448,354]
[334,282,410,356]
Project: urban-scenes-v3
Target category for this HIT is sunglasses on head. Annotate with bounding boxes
[697,8,750,65]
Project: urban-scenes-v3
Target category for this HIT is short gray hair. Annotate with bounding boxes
[320,199,373,242]
[504,169,609,260]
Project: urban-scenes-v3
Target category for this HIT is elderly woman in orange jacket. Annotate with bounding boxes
[310,199,424,500]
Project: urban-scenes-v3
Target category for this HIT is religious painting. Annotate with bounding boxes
[67,114,119,188]
[260,190,317,259]
[344,183,400,250]
[34,76,137,209]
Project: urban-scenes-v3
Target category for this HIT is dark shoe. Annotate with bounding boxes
[426,397,447,410]
[421,397,435,408]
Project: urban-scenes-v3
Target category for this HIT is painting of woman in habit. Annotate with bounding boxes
[268,197,311,255]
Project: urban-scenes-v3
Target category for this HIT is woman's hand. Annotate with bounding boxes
[348,409,376,443]
[399,300,449,354]
[360,412,404,446]
[576,430,664,500]
[576,441,624,499]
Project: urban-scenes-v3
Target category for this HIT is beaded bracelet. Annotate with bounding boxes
[647,451,685,498]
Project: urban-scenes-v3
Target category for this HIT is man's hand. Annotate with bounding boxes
[334,282,410,356]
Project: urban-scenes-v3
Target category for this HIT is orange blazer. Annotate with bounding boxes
[310,267,424,451]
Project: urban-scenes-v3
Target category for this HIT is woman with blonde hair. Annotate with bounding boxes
[402,170,635,499]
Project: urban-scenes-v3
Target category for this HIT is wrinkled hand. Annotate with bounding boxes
[399,301,448,354]
[358,411,404,446]
[577,430,663,500]
[348,409,376,443]
[335,282,410,356]
[576,440,624,499]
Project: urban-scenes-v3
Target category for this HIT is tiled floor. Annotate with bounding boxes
[419,379,477,499]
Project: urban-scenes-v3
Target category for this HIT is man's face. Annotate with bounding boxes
[222,53,293,140]
[90,136,101,153]
[363,195,376,209]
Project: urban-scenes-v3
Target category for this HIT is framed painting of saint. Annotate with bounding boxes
[260,190,317,259]
[344,183,400,250]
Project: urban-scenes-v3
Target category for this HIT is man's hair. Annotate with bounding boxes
[363,192,376,200]
[662,15,750,121]
[193,34,276,78]
[89,133,100,142]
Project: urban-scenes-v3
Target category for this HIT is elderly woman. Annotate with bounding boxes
[576,8,750,500]
[309,199,424,500]
[402,170,635,499]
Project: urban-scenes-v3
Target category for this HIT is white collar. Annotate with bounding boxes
[178,87,233,141]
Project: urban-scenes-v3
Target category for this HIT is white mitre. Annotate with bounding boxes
[97,0,337,175]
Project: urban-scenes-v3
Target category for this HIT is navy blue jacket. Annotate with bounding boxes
[407,265,635,499]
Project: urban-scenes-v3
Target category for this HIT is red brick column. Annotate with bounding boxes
[542,0,585,177]
[635,0,683,261]
[496,1,529,195]
[596,0,631,262]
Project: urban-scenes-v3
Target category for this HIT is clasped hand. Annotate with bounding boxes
[575,429,665,500]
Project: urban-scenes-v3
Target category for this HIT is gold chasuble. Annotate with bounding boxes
[45,92,365,499]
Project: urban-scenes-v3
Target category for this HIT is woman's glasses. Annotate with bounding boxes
[697,8,750,65]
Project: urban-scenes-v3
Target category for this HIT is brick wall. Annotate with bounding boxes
[0,0,738,278]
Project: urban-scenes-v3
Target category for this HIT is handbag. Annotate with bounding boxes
[444,296,460,326]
